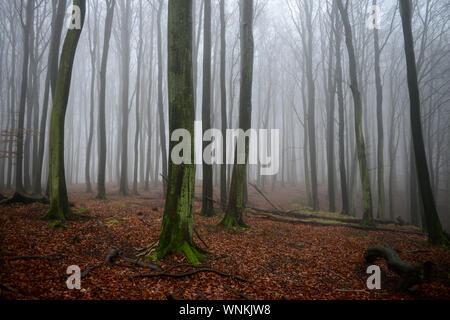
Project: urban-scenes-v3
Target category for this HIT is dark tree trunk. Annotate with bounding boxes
[399,0,447,245]
[337,0,374,225]
[220,0,254,228]
[33,0,67,195]
[154,0,206,265]
[219,0,228,210]
[15,0,34,194]
[96,0,115,200]
[201,0,214,217]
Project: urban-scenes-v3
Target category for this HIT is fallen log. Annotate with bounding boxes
[249,211,425,236]
[0,192,49,205]
[247,206,400,226]
[364,247,425,290]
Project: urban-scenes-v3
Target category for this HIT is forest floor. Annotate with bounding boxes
[0,184,449,300]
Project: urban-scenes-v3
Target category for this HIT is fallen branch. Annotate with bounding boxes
[364,247,426,290]
[131,268,250,283]
[122,257,161,271]
[225,286,251,300]
[194,228,209,249]
[249,183,283,212]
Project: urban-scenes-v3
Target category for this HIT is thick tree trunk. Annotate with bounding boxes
[45,0,86,220]
[33,0,67,195]
[399,0,447,245]
[96,0,115,200]
[154,0,206,265]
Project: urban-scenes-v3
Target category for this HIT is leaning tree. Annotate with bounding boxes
[45,0,86,220]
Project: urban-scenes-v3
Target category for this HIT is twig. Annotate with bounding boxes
[249,183,283,212]
[194,228,209,249]
[122,257,161,271]
[131,268,251,283]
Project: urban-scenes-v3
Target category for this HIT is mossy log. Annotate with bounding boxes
[0,192,49,205]
[364,247,424,290]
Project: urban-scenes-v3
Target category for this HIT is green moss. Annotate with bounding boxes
[49,220,66,229]
[75,207,89,214]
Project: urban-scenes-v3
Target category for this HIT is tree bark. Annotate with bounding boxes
[337,0,374,225]
[399,0,447,245]
[154,0,206,265]
[97,0,115,199]
[220,0,254,228]
[45,0,86,220]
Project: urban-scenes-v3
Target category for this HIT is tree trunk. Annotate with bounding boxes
[399,0,447,245]
[219,0,228,210]
[45,0,86,220]
[337,0,374,225]
[220,0,254,228]
[154,0,206,265]
[15,0,34,194]
[119,0,132,196]
[156,1,168,195]
[33,0,67,195]
[201,0,214,217]
[334,8,349,215]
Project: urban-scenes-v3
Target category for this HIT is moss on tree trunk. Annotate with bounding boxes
[152,0,206,265]
[219,0,254,229]
[45,0,85,221]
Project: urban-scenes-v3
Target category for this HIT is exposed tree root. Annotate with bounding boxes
[81,248,161,279]
[131,268,250,283]
[364,246,431,290]
[0,192,49,205]
[0,282,19,294]
[250,211,425,236]
[225,285,251,300]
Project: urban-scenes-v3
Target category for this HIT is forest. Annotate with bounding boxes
[0,0,449,302]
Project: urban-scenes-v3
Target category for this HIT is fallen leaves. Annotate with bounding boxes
[0,186,449,300]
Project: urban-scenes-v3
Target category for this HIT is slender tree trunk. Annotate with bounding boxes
[220,0,254,228]
[201,0,214,217]
[157,0,168,194]
[15,0,34,194]
[96,0,115,199]
[334,9,349,215]
[399,0,447,245]
[119,0,131,196]
[133,0,144,195]
[219,0,228,209]
[337,0,374,225]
